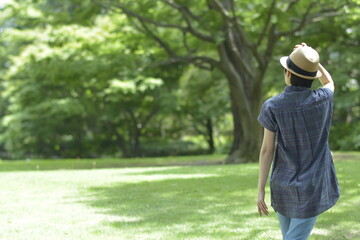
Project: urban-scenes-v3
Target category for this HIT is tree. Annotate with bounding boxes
[177,66,230,153]
[95,0,351,163]
[103,76,168,157]
[0,2,176,158]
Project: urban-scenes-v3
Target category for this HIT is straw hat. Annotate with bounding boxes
[280,46,322,79]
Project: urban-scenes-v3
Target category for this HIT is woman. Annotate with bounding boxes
[256,42,340,240]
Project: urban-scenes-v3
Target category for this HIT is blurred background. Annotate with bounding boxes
[0,0,359,161]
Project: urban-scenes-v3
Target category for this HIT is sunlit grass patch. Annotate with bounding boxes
[0,153,359,239]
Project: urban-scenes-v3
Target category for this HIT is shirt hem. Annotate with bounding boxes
[271,193,340,219]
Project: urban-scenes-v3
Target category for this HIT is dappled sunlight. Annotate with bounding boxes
[109,173,220,183]
[312,228,330,236]
[313,176,360,239]
[1,160,358,239]
[313,222,360,240]
[105,215,144,223]
[333,195,360,212]
[78,160,360,239]
[80,166,285,239]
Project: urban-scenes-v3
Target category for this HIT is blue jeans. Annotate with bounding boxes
[277,212,318,240]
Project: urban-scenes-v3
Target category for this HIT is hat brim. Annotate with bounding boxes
[280,56,322,80]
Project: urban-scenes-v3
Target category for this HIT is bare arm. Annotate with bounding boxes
[318,63,335,93]
[257,128,276,216]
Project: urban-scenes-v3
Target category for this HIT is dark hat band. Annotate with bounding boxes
[286,58,317,77]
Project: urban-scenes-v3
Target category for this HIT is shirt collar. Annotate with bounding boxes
[284,86,311,92]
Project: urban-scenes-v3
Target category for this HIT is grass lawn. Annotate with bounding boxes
[0,152,359,240]
[0,154,226,171]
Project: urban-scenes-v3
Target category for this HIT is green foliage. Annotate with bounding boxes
[175,66,231,152]
[0,2,177,158]
[141,139,209,157]
[0,0,359,159]
[263,1,360,150]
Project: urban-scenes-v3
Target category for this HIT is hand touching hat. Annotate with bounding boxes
[280,42,322,80]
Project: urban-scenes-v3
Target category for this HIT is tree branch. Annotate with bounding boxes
[286,0,300,11]
[210,0,264,68]
[100,0,215,43]
[160,0,201,22]
[279,2,347,37]
[145,55,219,70]
[106,1,187,31]
[257,0,277,46]
[161,0,215,43]
[308,4,347,22]
[226,28,254,79]
[277,2,314,37]
[309,12,344,22]
[210,0,232,22]
[142,105,160,128]
[264,24,278,64]
[317,4,347,14]
[126,109,138,131]
[138,19,177,57]
[129,9,219,70]
[218,44,252,119]
[182,31,197,55]
[229,0,236,18]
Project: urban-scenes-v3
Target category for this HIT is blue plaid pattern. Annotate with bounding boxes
[258,86,340,218]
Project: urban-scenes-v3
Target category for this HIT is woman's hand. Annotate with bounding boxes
[257,189,269,217]
[294,42,307,50]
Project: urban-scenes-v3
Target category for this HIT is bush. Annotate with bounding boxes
[139,139,209,157]
[330,123,360,151]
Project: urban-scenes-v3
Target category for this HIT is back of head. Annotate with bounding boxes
[290,73,313,88]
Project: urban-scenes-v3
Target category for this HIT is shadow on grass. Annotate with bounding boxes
[80,165,280,239]
[80,163,359,240]
[312,161,360,240]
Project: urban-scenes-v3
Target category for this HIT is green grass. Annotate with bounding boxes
[0,153,359,240]
[0,154,226,171]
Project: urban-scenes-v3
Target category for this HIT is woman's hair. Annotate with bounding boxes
[290,74,313,88]
[285,68,313,88]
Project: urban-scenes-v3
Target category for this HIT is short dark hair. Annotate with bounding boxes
[290,74,313,88]
[285,69,313,88]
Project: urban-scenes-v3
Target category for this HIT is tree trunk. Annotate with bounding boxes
[225,77,263,163]
[106,121,129,157]
[132,128,142,157]
[205,118,215,154]
[218,36,264,163]
[75,130,83,158]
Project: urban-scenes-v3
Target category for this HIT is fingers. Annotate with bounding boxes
[260,201,269,215]
[294,42,308,50]
[258,206,262,217]
[257,200,269,216]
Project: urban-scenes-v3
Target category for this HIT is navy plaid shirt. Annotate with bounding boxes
[258,86,340,218]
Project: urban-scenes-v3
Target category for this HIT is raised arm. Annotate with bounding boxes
[318,63,335,93]
[294,43,334,93]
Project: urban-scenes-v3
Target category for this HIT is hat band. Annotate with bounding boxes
[286,58,317,77]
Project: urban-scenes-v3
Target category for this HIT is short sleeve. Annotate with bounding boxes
[257,101,277,133]
[314,88,334,101]
[320,87,334,98]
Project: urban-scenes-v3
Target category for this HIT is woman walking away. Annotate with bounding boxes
[256,42,340,240]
